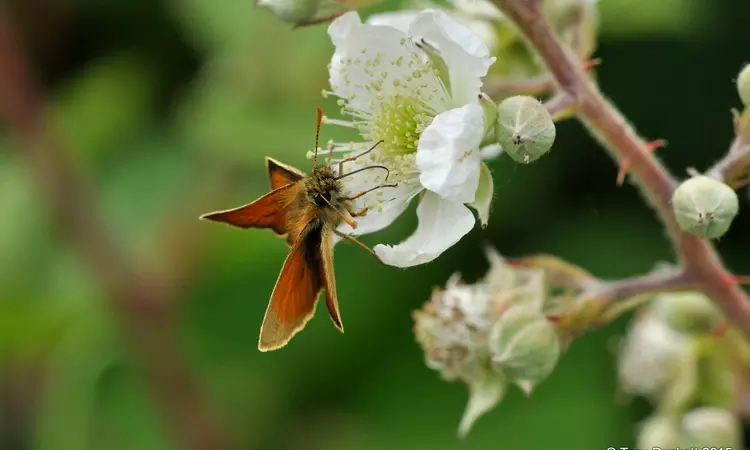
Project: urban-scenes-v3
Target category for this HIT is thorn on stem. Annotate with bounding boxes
[582,58,602,71]
[718,272,750,288]
[616,139,667,185]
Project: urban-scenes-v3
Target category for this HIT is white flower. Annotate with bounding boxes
[321,10,497,268]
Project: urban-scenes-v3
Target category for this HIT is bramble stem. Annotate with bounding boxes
[706,110,750,187]
[492,0,750,336]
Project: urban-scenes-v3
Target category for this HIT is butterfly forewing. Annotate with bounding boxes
[199,184,295,236]
[266,157,304,190]
[258,225,326,351]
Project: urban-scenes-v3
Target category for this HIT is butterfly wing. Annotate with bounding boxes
[199,184,295,236]
[258,224,325,351]
[320,226,344,332]
[266,157,304,190]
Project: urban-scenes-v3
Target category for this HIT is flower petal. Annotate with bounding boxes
[365,11,419,32]
[336,180,423,237]
[374,192,475,268]
[479,143,503,159]
[417,103,484,204]
[327,12,441,114]
[468,161,493,228]
[327,11,362,48]
[408,10,495,104]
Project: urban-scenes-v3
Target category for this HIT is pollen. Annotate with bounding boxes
[369,93,433,156]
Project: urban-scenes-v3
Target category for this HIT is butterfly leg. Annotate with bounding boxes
[333,229,381,262]
[340,184,398,201]
[337,140,384,177]
[349,207,368,217]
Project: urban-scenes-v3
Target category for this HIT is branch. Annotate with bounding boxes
[0,10,230,450]
[705,109,750,188]
[484,74,555,99]
[492,0,750,337]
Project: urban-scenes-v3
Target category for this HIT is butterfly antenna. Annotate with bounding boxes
[313,107,323,168]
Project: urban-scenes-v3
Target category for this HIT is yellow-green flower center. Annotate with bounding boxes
[367,92,434,156]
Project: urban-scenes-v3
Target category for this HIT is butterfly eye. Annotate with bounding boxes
[314,191,331,206]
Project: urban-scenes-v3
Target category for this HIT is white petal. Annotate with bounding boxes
[365,11,419,32]
[479,143,503,160]
[408,10,495,104]
[468,161,493,228]
[327,11,441,113]
[337,182,423,237]
[449,0,503,20]
[417,103,484,204]
[328,11,362,47]
[374,192,475,268]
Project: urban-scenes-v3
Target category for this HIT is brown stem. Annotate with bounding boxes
[0,10,230,450]
[484,74,555,99]
[492,0,750,336]
[593,268,695,303]
[706,110,750,188]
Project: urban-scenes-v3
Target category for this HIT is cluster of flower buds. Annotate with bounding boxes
[616,292,742,448]
[412,247,560,438]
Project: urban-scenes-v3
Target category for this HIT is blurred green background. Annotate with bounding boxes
[1,1,749,449]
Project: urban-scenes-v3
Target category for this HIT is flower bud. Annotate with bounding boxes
[489,304,560,387]
[255,0,323,25]
[649,292,723,335]
[483,246,547,312]
[413,274,494,381]
[636,414,680,450]
[672,175,739,239]
[737,64,750,107]
[680,407,741,449]
[495,96,556,164]
[617,315,694,401]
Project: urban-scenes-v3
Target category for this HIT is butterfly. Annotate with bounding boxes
[200,108,395,351]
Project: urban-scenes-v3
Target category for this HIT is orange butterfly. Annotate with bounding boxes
[200,108,394,351]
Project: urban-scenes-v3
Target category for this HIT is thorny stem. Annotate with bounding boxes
[484,74,555,98]
[492,0,750,336]
[706,110,750,188]
[592,268,695,304]
[0,10,230,450]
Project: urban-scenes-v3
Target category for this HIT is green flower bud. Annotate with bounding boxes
[672,175,739,239]
[495,96,556,164]
[636,414,680,450]
[489,304,560,387]
[649,292,723,335]
[737,64,750,107]
[680,407,741,449]
[697,344,734,408]
[255,0,323,25]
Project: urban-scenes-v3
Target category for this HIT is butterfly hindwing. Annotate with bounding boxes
[258,224,325,351]
[320,227,343,331]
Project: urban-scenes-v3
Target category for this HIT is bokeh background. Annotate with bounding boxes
[1,1,750,449]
